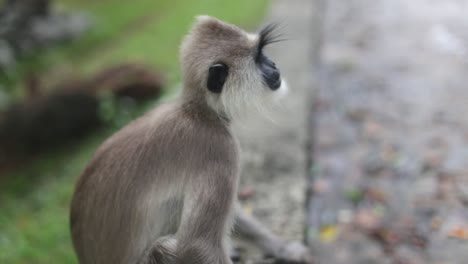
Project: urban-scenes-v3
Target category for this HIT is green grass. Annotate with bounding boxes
[0,0,269,263]
[1,0,168,96]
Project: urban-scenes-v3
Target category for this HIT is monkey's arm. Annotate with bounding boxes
[175,162,238,264]
[234,207,314,263]
[234,206,284,254]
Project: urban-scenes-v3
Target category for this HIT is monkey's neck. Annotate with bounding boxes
[179,92,230,125]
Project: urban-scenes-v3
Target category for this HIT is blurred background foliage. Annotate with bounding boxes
[0,0,268,263]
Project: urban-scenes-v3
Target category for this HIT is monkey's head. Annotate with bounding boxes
[180,16,287,119]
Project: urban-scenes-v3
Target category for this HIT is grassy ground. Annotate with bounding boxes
[0,0,268,263]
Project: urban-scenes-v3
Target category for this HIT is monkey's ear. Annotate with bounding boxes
[207,63,229,94]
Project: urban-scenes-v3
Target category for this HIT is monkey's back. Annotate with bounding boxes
[70,101,238,264]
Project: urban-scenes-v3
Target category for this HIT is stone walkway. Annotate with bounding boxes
[308,0,468,263]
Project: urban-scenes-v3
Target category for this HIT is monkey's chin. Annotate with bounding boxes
[273,78,289,101]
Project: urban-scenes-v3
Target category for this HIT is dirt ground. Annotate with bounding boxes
[309,0,468,263]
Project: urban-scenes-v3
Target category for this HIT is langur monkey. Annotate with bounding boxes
[70,16,313,264]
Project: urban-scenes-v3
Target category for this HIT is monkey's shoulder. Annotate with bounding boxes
[150,102,240,165]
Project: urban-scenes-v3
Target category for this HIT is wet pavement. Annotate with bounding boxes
[308,0,468,263]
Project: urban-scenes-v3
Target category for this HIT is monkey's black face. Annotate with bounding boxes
[256,52,281,90]
[256,23,282,91]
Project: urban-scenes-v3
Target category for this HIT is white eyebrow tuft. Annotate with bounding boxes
[195,15,213,22]
[247,33,259,43]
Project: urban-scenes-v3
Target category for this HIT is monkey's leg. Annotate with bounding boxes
[175,172,236,264]
[138,236,178,264]
[234,207,314,263]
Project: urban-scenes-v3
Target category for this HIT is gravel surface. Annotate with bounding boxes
[309,0,468,263]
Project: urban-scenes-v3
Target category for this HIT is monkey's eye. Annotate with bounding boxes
[207,63,229,94]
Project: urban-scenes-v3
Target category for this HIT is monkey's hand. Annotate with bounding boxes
[274,241,315,264]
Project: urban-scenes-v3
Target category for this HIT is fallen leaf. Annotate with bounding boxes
[319,224,337,242]
[238,186,255,200]
[448,226,468,240]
